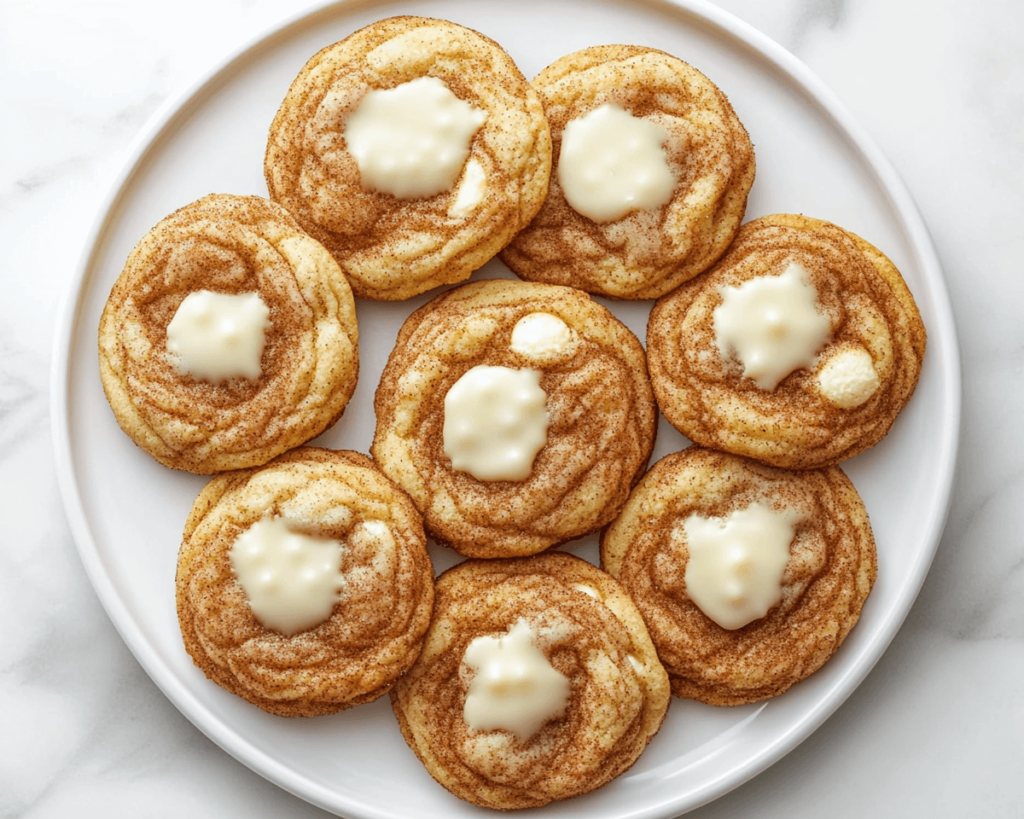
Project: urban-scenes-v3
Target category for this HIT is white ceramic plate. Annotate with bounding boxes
[52,0,961,816]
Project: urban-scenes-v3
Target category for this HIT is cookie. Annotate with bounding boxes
[264,16,552,301]
[98,193,359,474]
[647,213,926,469]
[601,446,877,706]
[500,44,755,300]
[175,447,434,717]
[371,278,657,558]
[390,552,669,809]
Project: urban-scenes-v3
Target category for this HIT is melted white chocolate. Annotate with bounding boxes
[442,365,548,482]
[166,290,270,384]
[229,517,344,636]
[713,262,832,390]
[462,619,571,741]
[574,584,600,600]
[558,103,676,224]
[449,158,487,217]
[681,503,800,630]
[344,76,487,199]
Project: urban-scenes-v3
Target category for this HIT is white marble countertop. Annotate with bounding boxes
[2,0,1022,816]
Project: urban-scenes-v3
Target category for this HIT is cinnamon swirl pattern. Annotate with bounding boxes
[390,553,670,809]
[98,193,359,474]
[371,279,657,558]
[500,45,755,300]
[601,446,877,706]
[264,16,552,301]
[647,214,926,469]
[176,448,434,717]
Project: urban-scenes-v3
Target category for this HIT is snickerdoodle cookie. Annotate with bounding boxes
[176,447,434,717]
[370,279,657,558]
[264,16,552,301]
[98,193,359,474]
[500,44,755,300]
[647,214,926,469]
[601,446,876,706]
[390,553,669,809]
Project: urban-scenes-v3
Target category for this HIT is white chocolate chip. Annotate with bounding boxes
[510,313,575,361]
[816,346,880,408]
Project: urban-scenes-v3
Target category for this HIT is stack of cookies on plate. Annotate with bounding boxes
[97,15,925,811]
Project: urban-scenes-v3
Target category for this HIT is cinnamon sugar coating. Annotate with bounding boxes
[390,553,670,809]
[98,193,359,474]
[264,16,552,301]
[371,279,657,558]
[176,447,434,717]
[647,214,926,469]
[601,446,877,706]
[500,45,755,300]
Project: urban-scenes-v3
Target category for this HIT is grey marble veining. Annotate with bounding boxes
[2,0,1022,816]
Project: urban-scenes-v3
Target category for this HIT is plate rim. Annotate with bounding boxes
[50,0,963,815]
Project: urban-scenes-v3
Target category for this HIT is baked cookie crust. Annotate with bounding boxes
[264,16,552,301]
[390,553,669,809]
[176,447,434,717]
[98,193,359,474]
[371,279,657,557]
[501,44,755,300]
[647,213,926,469]
[601,446,877,706]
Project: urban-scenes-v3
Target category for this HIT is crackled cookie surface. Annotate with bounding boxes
[98,193,359,474]
[647,214,926,469]
[601,446,876,706]
[500,45,755,300]
[176,447,434,717]
[371,279,657,557]
[265,16,551,301]
[390,553,669,809]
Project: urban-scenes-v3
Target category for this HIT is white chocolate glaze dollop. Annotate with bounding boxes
[713,261,832,390]
[442,365,548,481]
[344,76,487,199]
[229,516,344,636]
[462,618,571,741]
[557,103,676,224]
[681,502,800,630]
[166,290,270,384]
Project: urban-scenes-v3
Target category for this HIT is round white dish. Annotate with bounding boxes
[51,0,961,816]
